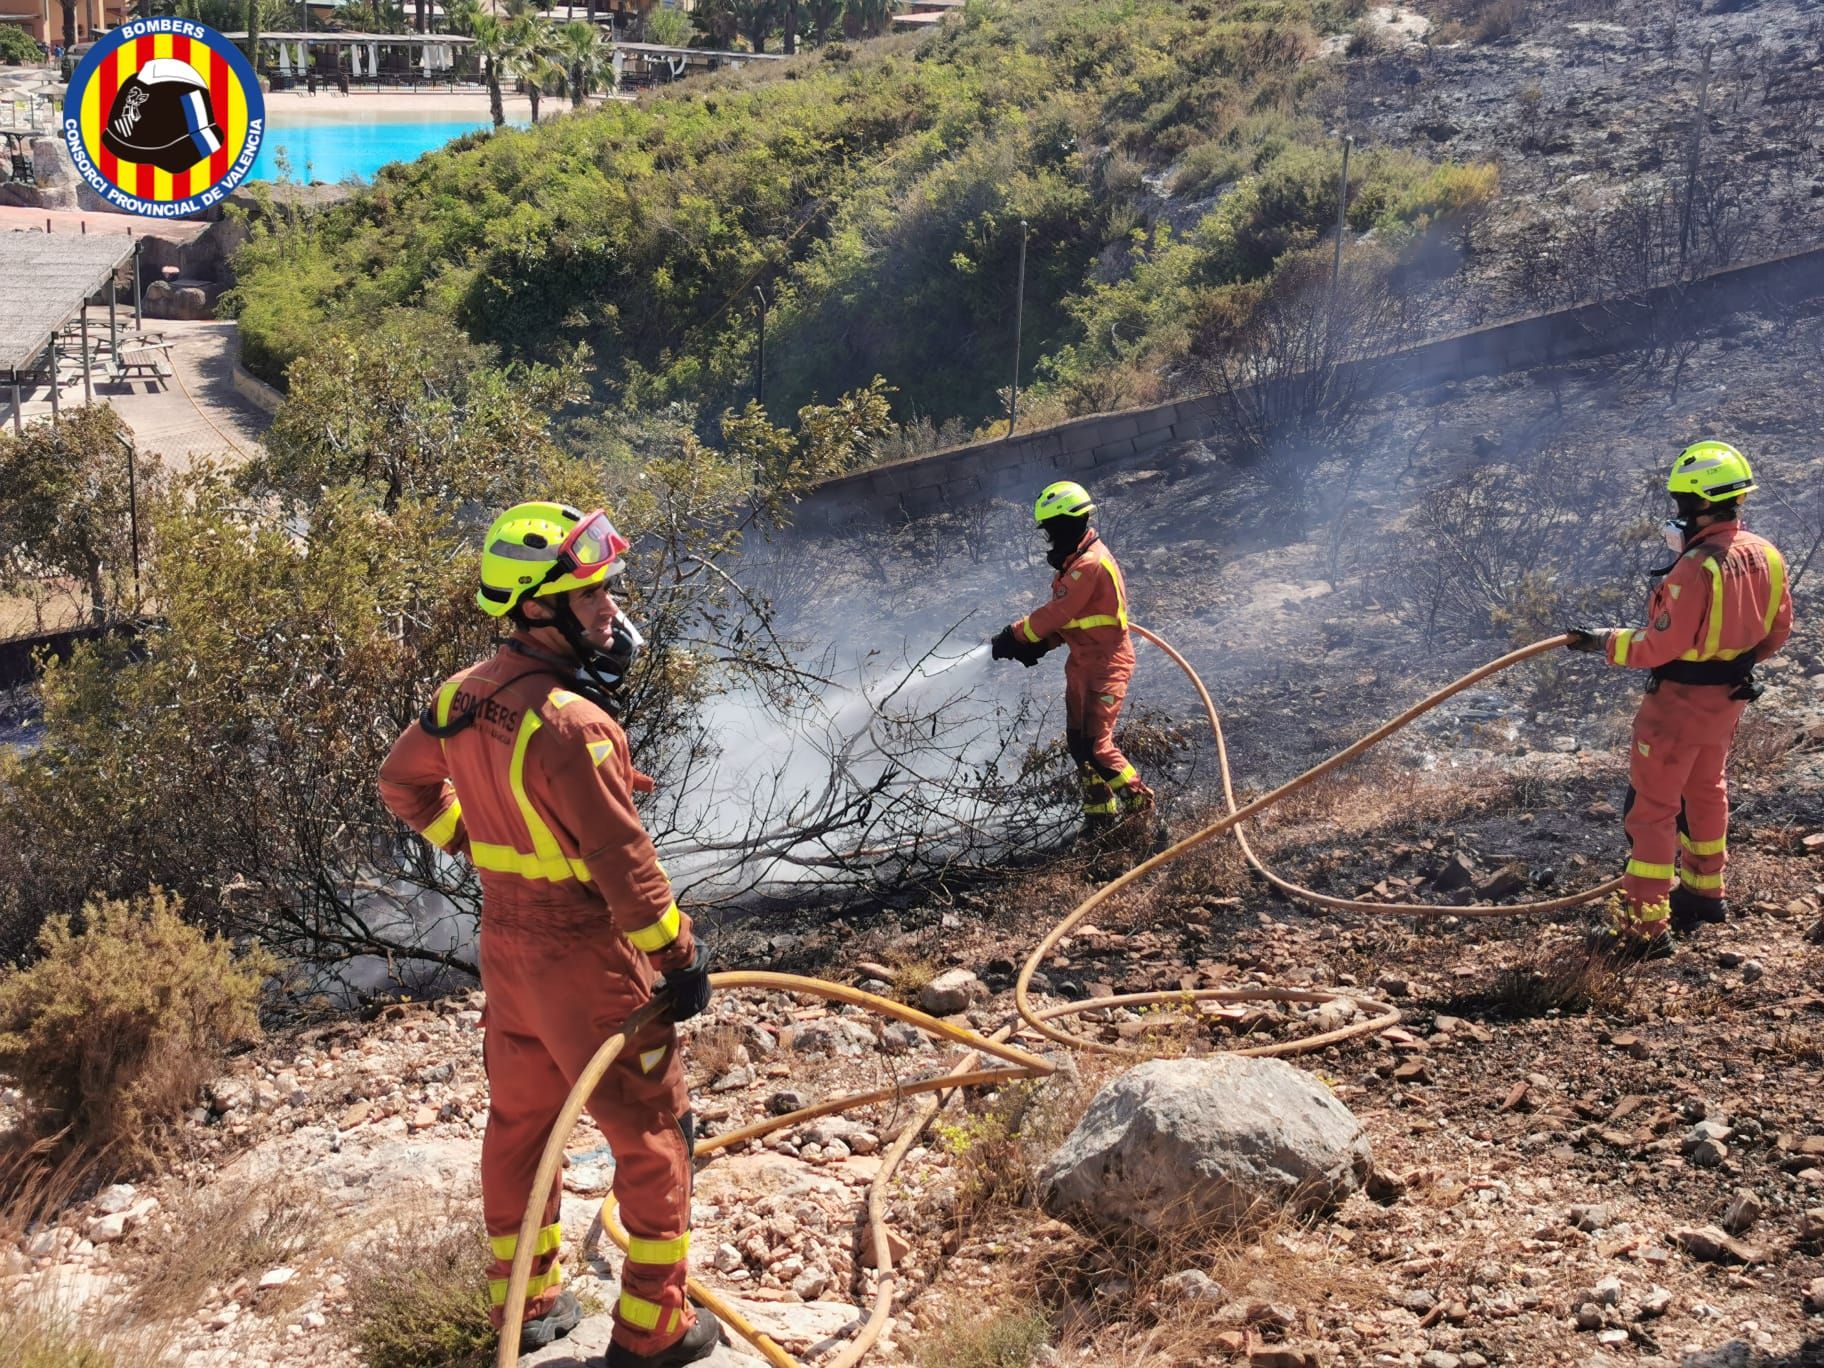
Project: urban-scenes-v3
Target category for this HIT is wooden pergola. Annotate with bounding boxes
[0,231,142,435]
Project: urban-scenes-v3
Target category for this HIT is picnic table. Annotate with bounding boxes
[106,335,174,385]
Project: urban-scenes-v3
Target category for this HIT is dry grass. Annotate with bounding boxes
[685,1020,749,1081]
[886,953,940,1004]
[344,1196,494,1368]
[0,1299,178,1368]
[1732,717,1806,783]
[1481,935,1637,1019]
[127,1169,326,1322]
[911,1294,1052,1368]
[1033,1203,1377,1364]
[1764,1021,1824,1067]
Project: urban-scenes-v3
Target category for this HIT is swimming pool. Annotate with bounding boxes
[247,113,527,184]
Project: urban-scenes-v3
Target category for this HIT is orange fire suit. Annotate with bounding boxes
[1012,528,1146,817]
[378,636,701,1359]
[1599,522,1792,938]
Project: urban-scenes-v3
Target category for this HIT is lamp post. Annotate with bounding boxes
[753,284,767,408]
[1008,218,1027,438]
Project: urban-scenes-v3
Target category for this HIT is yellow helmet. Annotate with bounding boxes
[1034,480,1095,524]
[476,502,628,618]
[1667,441,1755,504]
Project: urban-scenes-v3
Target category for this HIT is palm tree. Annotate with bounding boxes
[804,0,841,44]
[556,20,606,109]
[61,0,75,50]
[843,0,891,39]
[470,13,511,127]
[509,15,559,121]
[444,0,481,33]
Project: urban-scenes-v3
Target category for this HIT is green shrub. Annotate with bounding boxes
[0,27,45,64]
[0,890,272,1163]
[347,1210,495,1368]
[914,1300,1051,1368]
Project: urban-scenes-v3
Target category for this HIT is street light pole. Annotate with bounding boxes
[1008,218,1027,438]
[753,285,766,408]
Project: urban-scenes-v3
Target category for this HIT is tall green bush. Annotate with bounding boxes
[0,890,272,1163]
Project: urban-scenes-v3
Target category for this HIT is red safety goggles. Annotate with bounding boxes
[556,510,629,578]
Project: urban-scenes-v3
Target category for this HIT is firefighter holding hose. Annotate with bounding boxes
[379,502,722,1368]
[991,480,1155,838]
[1568,442,1793,959]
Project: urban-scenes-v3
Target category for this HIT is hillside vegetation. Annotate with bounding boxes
[230,0,1494,432]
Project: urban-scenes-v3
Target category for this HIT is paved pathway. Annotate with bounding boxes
[9,318,271,473]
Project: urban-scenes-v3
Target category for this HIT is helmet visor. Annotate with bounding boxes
[558,510,629,578]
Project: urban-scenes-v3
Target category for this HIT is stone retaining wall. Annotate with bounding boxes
[799,244,1824,525]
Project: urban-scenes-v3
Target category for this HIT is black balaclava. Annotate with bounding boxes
[1043,513,1090,571]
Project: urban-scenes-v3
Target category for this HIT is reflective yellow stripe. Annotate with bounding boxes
[626,1232,690,1265]
[1761,545,1785,638]
[422,798,462,848]
[618,1291,665,1331]
[1082,799,1118,815]
[1679,831,1727,857]
[627,902,682,953]
[1626,858,1676,881]
[1679,868,1725,891]
[436,678,461,729]
[1612,629,1632,666]
[1614,898,1671,932]
[588,738,614,766]
[1108,764,1138,790]
[490,1223,563,1262]
[471,710,591,884]
[549,689,581,709]
[470,841,593,883]
[1702,556,1725,659]
[1018,618,1041,644]
[490,1261,562,1306]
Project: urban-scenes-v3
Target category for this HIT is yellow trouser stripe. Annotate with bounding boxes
[626,1232,690,1265]
[1082,798,1118,815]
[490,1222,562,1262]
[490,1261,563,1306]
[618,1291,666,1331]
[1614,899,1670,930]
[1680,868,1725,891]
[1762,545,1785,637]
[422,798,462,849]
[627,902,682,953]
[1679,831,1727,856]
[1612,629,1632,665]
[1626,858,1676,881]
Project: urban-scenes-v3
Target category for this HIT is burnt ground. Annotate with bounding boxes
[696,273,1824,1364]
[1337,0,1824,328]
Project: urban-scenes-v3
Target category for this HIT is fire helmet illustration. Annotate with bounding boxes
[101,57,224,174]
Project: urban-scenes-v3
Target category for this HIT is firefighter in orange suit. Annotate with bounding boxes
[990,480,1154,836]
[379,503,722,1368]
[1568,442,1793,958]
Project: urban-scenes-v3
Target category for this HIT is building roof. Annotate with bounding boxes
[0,231,134,373]
[221,30,474,44]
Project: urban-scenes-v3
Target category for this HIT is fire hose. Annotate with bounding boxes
[497,630,1623,1367]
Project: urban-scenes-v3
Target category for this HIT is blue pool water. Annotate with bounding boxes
[248,116,527,184]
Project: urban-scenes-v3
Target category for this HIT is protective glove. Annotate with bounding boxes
[657,938,712,1024]
[989,627,1020,662]
[1564,627,1606,654]
[1012,636,1051,668]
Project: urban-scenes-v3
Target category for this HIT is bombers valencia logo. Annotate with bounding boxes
[63,18,264,218]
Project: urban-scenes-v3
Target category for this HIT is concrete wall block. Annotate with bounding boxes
[1098,414,1143,443]
[1133,403,1178,434]
[1129,428,1174,458]
[1081,440,1132,466]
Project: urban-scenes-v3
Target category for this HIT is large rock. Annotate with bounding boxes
[1039,1056,1372,1235]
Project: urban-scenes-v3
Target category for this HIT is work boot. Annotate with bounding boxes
[1669,886,1726,936]
[521,1289,583,1350]
[1075,810,1118,845]
[604,1307,723,1367]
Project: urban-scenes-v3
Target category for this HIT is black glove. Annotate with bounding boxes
[989,627,1020,662]
[1012,636,1051,668]
[657,939,712,1024]
[1565,627,1605,654]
